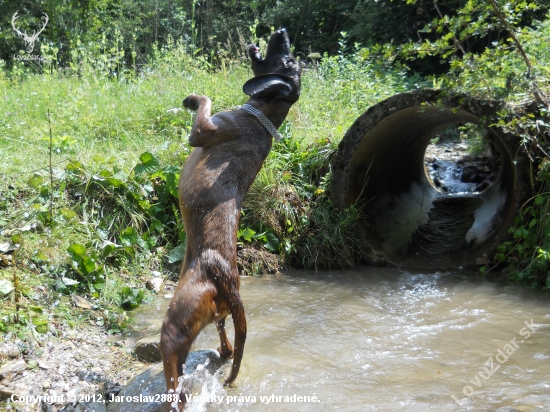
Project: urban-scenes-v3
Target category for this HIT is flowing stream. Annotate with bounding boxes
[426,159,480,195]
[130,268,550,411]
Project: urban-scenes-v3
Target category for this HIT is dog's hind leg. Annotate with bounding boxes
[224,297,247,386]
[160,285,217,410]
[216,318,234,359]
[160,325,191,411]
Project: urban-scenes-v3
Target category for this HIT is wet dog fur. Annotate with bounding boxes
[159,28,301,410]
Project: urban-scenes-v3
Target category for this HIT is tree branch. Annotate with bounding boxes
[488,0,548,106]
[433,0,467,56]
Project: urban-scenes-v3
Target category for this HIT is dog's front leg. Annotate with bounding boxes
[183,94,217,146]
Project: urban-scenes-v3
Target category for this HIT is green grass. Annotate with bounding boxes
[0,43,422,178]
[0,66,244,176]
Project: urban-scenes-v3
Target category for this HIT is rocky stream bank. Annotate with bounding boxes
[0,325,146,412]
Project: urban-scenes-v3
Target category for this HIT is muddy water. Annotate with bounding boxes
[133,268,550,411]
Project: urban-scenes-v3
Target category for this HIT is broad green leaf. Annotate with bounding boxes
[94,277,106,290]
[168,242,186,264]
[81,255,97,274]
[120,287,145,309]
[134,152,160,175]
[263,231,280,253]
[67,243,87,260]
[120,227,139,247]
[60,208,78,220]
[238,227,256,242]
[27,174,44,189]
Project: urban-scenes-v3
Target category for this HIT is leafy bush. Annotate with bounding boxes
[495,160,550,288]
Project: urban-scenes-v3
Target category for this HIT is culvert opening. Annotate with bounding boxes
[424,123,502,195]
[332,91,521,269]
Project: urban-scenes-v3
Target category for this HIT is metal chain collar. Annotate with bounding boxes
[239,104,284,141]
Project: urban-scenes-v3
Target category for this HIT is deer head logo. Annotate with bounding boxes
[11,11,49,54]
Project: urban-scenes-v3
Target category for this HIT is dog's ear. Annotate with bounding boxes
[243,74,295,102]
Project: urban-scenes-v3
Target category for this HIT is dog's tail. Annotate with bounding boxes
[224,295,247,386]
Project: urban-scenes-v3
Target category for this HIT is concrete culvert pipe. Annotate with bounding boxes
[332,90,529,269]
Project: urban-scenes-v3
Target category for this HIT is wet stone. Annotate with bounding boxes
[133,335,162,363]
[75,400,108,412]
[145,278,163,294]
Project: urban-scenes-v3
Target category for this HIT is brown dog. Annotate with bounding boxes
[160,28,301,410]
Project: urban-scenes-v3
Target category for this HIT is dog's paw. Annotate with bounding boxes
[223,379,236,388]
[248,44,261,60]
[183,95,200,111]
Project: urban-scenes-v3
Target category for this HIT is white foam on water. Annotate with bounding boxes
[172,358,228,412]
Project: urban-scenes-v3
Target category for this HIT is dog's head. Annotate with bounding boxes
[243,28,301,104]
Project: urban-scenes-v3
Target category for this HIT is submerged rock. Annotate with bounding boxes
[145,277,164,294]
[106,350,228,412]
[134,335,162,363]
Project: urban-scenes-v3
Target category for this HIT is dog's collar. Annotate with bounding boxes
[239,104,284,141]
